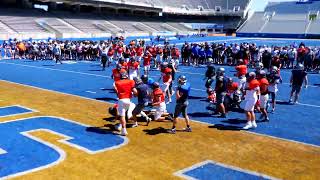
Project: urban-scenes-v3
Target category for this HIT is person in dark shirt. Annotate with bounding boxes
[132,77,152,126]
[214,67,228,118]
[204,64,216,94]
[289,63,308,104]
[262,50,272,71]
[169,75,191,134]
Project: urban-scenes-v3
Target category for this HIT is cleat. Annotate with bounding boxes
[121,128,128,136]
[146,118,152,126]
[168,128,176,134]
[252,121,257,128]
[184,127,192,132]
[243,122,253,130]
[115,123,122,131]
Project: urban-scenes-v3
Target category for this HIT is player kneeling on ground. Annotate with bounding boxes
[169,75,191,134]
[150,82,173,124]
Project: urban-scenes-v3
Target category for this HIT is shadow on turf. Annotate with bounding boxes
[209,124,242,131]
[188,96,206,100]
[143,127,180,135]
[96,97,118,102]
[86,126,115,134]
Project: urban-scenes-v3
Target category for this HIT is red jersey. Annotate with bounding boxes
[112,68,127,81]
[120,62,128,70]
[143,54,152,66]
[259,78,269,94]
[153,88,165,103]
[227,82,239,95]
[107,49,114,56]
[248,79,260,90]
[128,61,139,70]
[129,49,136,57]
[235,65,247,77]
[135,47,143,56]
[117,47,123,54]
[171,48,180,58]
[115,79,135,99]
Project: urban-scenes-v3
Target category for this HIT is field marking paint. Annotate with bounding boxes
[0,148,7,154]
[0,105,38,118]
[85,91,97,94]
[2,130,66,180]
[174,160,280,180]
[0,62,111,79]
[0,115,129,179]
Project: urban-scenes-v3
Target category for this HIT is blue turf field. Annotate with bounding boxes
[0,37,320,147]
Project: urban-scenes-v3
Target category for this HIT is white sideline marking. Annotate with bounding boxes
[174,160,280,180]
[0,148,7,154]
[85,91,97,94]
[0,62,111,79]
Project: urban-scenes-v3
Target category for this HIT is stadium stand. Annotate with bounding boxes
[237,0,320,38]
[0,0,252,39]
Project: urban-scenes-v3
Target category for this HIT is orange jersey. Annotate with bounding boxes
[115,79,135,99]
[153,88,165,103]
[235,65,247,77]
[259,78,269,94]
[112,68,127,81]
[248,79,260,90]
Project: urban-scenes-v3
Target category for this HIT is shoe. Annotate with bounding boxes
[115,124,122,131]
[168,128,176,134]
[293,101,298,104]
[252,121,257,128]
[271,108,275,113]
[243,122,253,130]
[131,123,138,128]
[146,118,152,126]
[264,117,270,122]
[121,128,128,136]
[184,127,192,132]
[218,114,226,118]
[288,99,292,103]
[167,114,173,121]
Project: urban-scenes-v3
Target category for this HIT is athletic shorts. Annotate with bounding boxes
[291,84,302,94]
[162,82,170,92]
[244,98,257,112]
[174,101,188,118]
[216,93,226,104]
[238,76,246,90]
[259,94,269,109]
[118,98,135,118]
[144,65,150,72]
[129,72,138,80]
[154,102,166,120]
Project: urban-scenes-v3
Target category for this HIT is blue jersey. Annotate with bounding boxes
[177,83,191,103]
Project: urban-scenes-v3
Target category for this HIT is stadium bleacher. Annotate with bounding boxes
[237,0,320,38]
[0,0,252,39]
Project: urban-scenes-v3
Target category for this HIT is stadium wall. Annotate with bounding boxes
[236,32,320,39]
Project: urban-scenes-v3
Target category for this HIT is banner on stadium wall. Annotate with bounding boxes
[191,23,224,29]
